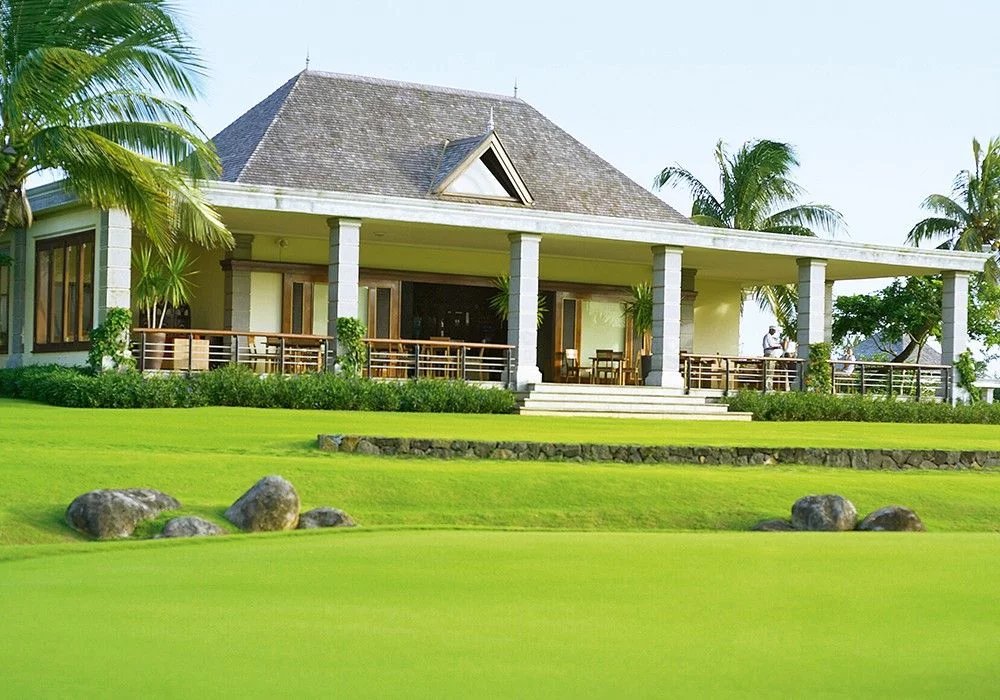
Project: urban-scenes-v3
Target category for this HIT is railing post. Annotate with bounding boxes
[684,357,691,395]
[279,337,286,375]
[860,364,866,396]
[459,345,467,381]
[365,341,372,378]
[230,334,239,366]
[762,358,770,394]
[723,358,731,396]
[186,332,194,377]
[414,343,421,379]
[138,330,146,372]
[916,368,922,402]
[888,365,894,396]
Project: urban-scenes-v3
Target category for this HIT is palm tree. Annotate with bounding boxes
[907,137,1000,284]
[654,140,845,330]
[0,0,231,251]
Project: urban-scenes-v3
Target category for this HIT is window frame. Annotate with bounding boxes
[0,261,9,354]
[33,230,96,353]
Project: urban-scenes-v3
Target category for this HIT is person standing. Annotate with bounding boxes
[762,326,783,391]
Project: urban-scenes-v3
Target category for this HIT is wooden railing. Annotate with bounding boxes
[364,338,513,383]
[830,360,951,402]
[132,328,333,375]
[682,354,805,394]
[131,328,512,383]
[682,353,952,402]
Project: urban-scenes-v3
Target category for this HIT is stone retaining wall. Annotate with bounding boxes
[317,434,1000,470]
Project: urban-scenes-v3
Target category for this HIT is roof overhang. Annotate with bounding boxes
[27,179,988,283]
[201,181,987,279]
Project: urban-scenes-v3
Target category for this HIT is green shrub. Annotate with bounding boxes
[726,390,1000,424]
[805,342,832,393]
[0,365,517,414]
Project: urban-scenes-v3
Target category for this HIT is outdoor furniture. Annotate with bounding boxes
[562,348,587,383]
[592,349,626,385]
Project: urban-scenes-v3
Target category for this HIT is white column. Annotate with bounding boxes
[680,268,697,353]
[941,271,970,403]
[326,217,361,343]
[98,209,132,322]
[507,232,543,390]
[796,258,827,360]
[823,280,835,344]
[646,245,683,388]
[224,234,254,331]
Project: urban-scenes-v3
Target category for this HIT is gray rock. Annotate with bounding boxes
[66,488,180,540]
[224,476,300,532]
[791,494,858,531]
[298,507,356,529]
[751,518,796,531]
[857,505,925,532]
[161,516,225,538]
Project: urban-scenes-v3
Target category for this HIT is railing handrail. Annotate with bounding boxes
[133,327,332,342]
[826,359,949,370]
[364,337,514,350]
[683,353,806,363]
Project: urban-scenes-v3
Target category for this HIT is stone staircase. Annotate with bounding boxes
[516,383,751,421]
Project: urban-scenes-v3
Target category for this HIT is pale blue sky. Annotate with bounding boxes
[178,0,1000,353]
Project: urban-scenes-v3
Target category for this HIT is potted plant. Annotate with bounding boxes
[488,274,547,326]
[133,245,197,370]
[622,282,653,382]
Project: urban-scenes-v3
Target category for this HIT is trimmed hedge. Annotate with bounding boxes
[726,390,1000,424]
[0,365,518,414]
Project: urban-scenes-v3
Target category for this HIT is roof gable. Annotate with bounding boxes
[432,131,533,205]
[211,70,688,224]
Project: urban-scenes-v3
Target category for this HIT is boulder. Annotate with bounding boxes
[298,507,356,529]
[751,518,796,531]
[225,476,300,532]
[857,505,925,532]
[791,494,857,531]
[161,516,225,538]
[66,488,180,540]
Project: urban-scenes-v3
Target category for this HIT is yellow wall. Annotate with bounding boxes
[190,246,226,330]
[693,278,741,355]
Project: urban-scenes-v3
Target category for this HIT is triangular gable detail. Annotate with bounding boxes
[433,131,534,205]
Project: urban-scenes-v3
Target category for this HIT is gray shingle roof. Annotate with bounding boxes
[211,70,688,223]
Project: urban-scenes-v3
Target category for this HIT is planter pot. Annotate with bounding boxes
[640,354,653,383]
[143,331,168,371]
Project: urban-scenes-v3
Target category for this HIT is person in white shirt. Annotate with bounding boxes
[762,326,783,358]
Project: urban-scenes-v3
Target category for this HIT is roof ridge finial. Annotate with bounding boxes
[486,106,495,133]
[305,48,310,71]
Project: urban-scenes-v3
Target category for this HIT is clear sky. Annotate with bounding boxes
[178,0,1000,354]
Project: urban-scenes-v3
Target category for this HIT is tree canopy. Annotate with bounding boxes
[0,0,231,250]
[907,137,1000,283]
[654,140,845,330]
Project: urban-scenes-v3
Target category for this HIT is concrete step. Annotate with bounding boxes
[520,392,709,406]
[525,383,689,398]
[520,399,731,414]
[519,409,753,421]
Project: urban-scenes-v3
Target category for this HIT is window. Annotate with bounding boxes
[34,231,95,351]
[0,261,9,353]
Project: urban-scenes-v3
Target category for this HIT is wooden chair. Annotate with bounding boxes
[592,349,618,384]
[563,348,584,383]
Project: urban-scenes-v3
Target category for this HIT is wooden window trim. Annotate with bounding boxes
[33,230,95,353]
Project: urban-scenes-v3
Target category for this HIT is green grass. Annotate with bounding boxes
[2,399,1000,697]
[2,531,998,697]
[3,398,1000,545]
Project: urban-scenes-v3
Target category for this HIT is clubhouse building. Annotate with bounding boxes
[0,71,986,413]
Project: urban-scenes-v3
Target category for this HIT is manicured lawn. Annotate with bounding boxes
[3,399,999,696]
[2,530,998,697]
[2,399,1000,545]
[8,397,1000,451]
